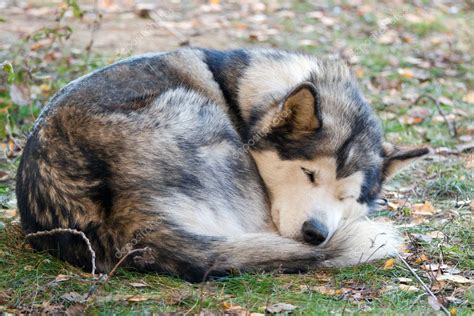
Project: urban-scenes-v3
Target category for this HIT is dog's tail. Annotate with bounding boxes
[129,227,328,282]
[321,218,402,267]
[126,218,401,282]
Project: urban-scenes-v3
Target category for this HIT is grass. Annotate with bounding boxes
[1,223,472,315]
[0,0,473,314]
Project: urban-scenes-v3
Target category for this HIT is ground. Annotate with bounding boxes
[0,0,472,314]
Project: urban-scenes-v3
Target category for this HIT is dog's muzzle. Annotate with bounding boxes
[302,219,328,246]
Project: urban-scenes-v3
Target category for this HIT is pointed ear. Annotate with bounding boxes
[272,82,321,132]
[382,143,430,179]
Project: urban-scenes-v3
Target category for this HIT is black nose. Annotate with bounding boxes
[302,219,328,245]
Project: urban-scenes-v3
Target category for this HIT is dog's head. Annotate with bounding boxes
[248,60,429,246]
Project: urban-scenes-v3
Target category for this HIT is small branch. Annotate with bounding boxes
[25,228,96,277]
[84,247,152,303]
[106,247,151,280]
[414,94,457,138]
[84,0,102,61]
[396,252,450,315]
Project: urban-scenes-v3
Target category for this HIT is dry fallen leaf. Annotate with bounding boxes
[464,156,474,169]
[387,201,400,211]
[436,274,473,284]
[398,68,414,79]
[396,277,413,284]
[378,30,398,44]
[0,209,17,219]
[129,282,148,288]
[55,274,72,282]
[0,171,9,181]
[127,295,150,302]
[421,263,448,271]
[399,284,419,292]
[412,201,436,216]
[383,258,395,270]
[266,303,297,314]
[463,91,474,104]
[222,303,249,315]
[415,254,429,264]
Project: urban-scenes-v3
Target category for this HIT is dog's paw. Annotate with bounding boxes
[321,219,402,267]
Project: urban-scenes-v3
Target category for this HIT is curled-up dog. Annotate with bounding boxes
[16,48,428,282]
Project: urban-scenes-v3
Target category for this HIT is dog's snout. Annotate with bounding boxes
[302,219,328,245]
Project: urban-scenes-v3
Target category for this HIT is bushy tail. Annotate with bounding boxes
[321,218,402,267]
[130,228,328,282]
[126,218,401,282]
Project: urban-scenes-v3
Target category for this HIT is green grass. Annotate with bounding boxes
[1,223,472,315]
[0,0,473,314]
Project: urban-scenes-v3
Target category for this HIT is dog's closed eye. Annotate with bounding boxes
[338,195,356,201]
[301,167,316,183]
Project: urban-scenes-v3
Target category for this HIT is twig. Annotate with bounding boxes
[414,94,457,138]
[25,228,96,277]
[84,0,102,59]
[84,247,151,303]
[395,252,450,315]
[106,247,151,280]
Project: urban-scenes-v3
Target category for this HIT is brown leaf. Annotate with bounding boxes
[398,68,414,79]
[55,274,72,282]
[387,201,400,211]
[65,303,85,315]
[0,171,9,181]
[266,303,297,314]
[222,302,249,315]
[396,277,413,284]
[436,274,473,284]
[464,156,474,169]
[0,209,16,219]
[399,284,419,292]
[412,201,436,216]
[463,91,474,104]
[0,291,11,305]
[378,30,398,44]
[415,254,429,264]
[129,282,148,288]
[127,295,150,302]
[383,258,395,270]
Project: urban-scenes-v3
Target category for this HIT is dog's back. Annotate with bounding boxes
[17,49,333,281]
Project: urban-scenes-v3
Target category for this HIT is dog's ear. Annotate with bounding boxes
[272,82,321,132]
[382,143,430,179]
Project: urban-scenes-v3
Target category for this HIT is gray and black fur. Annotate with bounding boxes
[17,48,428,282]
